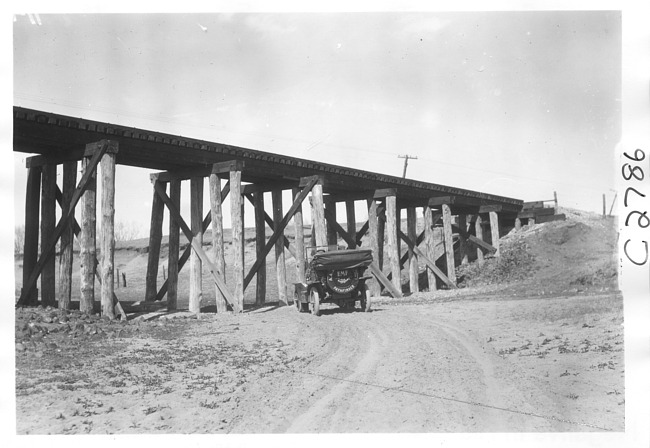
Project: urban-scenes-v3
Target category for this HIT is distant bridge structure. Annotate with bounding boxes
[14,106,523,317]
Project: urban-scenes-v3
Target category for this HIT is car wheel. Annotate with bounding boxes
[360,284,371,312]
[310,288,321,316]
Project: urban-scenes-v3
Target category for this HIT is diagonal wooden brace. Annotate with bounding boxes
[323,206,403,298]
[398,229,457,289]
[243,192,296,258]
[152,180,238,312]
[451,224,497,254]
[243,175,320,289]
[17,141,111,306]
[154,181,230,301]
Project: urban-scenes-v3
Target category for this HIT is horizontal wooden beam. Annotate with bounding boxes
[25,141,119,168]
[428,195,484,207]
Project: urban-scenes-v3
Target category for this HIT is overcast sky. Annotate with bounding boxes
[13,11,621,233]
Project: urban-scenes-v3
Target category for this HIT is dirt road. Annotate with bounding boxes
[15,291,624,434]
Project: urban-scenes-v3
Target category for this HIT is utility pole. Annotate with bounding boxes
[398,154,418,178]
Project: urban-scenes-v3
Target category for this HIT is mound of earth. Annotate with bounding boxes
[457,208,618,297]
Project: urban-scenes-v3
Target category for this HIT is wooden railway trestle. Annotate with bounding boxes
[14,107,524,317]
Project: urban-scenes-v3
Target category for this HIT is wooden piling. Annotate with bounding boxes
[367,198,381,296]
[58,161,77,309]
[40,164,56,307]
[230,170,244,312]
[458,214,468,266]
[475,214,485,265]
[346,200,356,248]
[209,173,228,312]
[22,166,41,305]
[407,207,419,293]
[293,188,306,285]
[489,211,500,256]
[273,189,287,305]
[100,151,116,319]
[441,204,456,285]
[377,203,385,270]
[423,206,437,291]
[311,182,328,249]
[253,190,267,304]
[189,177,203,314]
[325,197,337,247]
[145,181,165,301]
[167,179,181,311]
[385,194,401,292]
[80,155,97,313]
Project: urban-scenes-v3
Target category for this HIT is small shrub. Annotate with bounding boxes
[457,239,536,286]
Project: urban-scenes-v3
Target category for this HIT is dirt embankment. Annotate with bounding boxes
[14,209,623,434]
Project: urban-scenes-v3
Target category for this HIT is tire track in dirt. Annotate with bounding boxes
[284,310,390,432]
[419,309,566,431]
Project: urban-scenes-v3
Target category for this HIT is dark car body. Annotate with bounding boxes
[294,248,373,315]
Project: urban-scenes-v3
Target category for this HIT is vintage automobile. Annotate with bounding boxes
[294,247,373,316]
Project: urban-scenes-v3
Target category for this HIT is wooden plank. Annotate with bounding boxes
[167,179,181,311]
[398,229,456,289]
[244,176,319,289]
[152,180,238,311]
[272,189,287,305]
[145,181,165,301]
[230,170,244,311]
[489,211,501,256]
[40,163,57,307]
[407,207,419,293]
[423,206,437,291]
[385,194,401,292]
[189,177,204,313]
[100,151,117,319]
[22,166,41,305]
[210,173,228,312]
[58,161,77,309]
[253,191,266,305]
[346,200,356,248]
[441,204,456,284]
[293,188,306,285]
